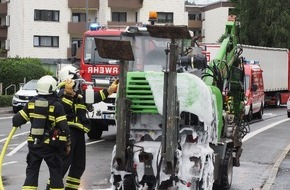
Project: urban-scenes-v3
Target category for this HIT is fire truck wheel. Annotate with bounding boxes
[87,120,104,139]
[246,108,253,122]
[256,103,263,119]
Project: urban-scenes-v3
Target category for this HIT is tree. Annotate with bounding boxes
[230,0,290,49]
[0,58,51,95]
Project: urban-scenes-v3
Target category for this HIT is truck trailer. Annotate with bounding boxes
[204,44,290,107]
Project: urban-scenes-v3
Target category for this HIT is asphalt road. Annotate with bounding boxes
[1,106,290,190]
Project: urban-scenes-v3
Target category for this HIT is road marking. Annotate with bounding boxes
[86,139,105,145]
[2,161,17,166]
[0,131,29,143]
[243,118,289,142]
[7,141,27,156]
[0,116,12,120]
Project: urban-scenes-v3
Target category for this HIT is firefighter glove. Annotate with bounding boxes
[64,79,76,97]
[107,79,119,95]
[65,136,71,156]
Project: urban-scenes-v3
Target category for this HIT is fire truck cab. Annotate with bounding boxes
[244,60,265,121]
[72,23,123,139]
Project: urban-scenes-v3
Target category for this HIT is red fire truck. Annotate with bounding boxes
[72,23,123,139]
[243,61,264,121]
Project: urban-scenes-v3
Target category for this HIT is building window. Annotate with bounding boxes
[33,36,59,47]
[188,14,196,20]
[34,10,59,22]
[197,13,202,20]
[72,13,86,22]
[157,12,173,23]
[72,38,82,48]
[112,12,127,22]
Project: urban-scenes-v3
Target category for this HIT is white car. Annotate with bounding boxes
[12,79,38,113]
[287,96,290,118]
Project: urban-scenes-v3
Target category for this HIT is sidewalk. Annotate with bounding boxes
[0,106,13,114]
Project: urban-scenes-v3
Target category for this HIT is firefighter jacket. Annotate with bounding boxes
[12,95,70,147]
[58,86,111,134]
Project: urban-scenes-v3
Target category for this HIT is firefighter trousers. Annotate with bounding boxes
[63,127,86,190]
[22,145,64,190]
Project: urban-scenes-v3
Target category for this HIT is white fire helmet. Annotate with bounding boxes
[58,65,79,82]
[37,75,57,95]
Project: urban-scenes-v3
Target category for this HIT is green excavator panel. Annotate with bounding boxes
[126,72,159,113]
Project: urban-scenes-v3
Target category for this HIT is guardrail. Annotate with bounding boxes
[5,84,16,95]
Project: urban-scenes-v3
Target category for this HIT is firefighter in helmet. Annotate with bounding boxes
[48,65,118,190]
[12,75,71,190]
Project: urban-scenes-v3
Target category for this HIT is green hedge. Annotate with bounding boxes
[0,57,52,95]
[0,95,13,107]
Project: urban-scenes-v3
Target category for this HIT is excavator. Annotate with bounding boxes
[94,14,248,190]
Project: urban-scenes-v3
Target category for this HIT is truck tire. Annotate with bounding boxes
[256,103,263,119]
[214,148,233,190]
[87,120,104,139]
[246,108,253,122]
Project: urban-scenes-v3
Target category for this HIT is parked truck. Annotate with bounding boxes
[71,23,123,139]
[94,14,248,189]
[240,45,290,107]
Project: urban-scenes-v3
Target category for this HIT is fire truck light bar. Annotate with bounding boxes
[90,23,102,31]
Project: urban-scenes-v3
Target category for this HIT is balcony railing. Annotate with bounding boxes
[68,0,99,9]
[108,0,143,9]
[107,21,139,29]
[0,26,7,38]
[0,3,7,15]
[188,20,202,29]
[68,22,86,37]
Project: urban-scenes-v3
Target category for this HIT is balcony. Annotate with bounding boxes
[68,22,86,37]
[0,3,7,15]
[188,20,202,29]
[0,51,7,58]
[0,26,7,38]
[67,47,81,60]
[108,0,143,9]
[107,21,139,29]
[68,0,99,9]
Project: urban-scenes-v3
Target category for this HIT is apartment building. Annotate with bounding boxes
[186,1,234,43]
[0,0,7,58]
[2,0,233,72]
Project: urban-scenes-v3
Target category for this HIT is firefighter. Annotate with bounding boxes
[12,75,71,190]
[48,65,118,190]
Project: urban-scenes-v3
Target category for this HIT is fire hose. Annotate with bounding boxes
[0,126,17,190]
